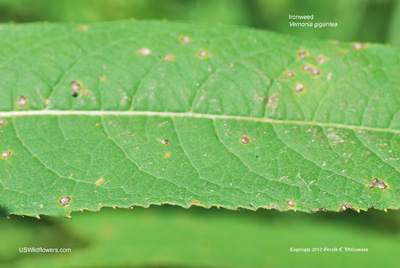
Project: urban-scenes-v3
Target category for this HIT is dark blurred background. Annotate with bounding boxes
[0,1,400,267]
[0,0,399,45]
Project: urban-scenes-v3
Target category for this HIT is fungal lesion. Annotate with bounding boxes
[44,98,50,106]
[59,196,71,207]
[240,136,250,145]
[16,96,28,108]
[138,47,151,56]
[0,118,6,127]
[197,50,209,59]
[158,139,169,145]
[293,82,306,93]
[283,71,295,78]
[300,64,321,77]
[352,42,366,51]
[316,54,328,64]
[287,200,295,207]
[70,81,81,91]
[367,178,388,190]
[180,35,190,44]
[297,48,309,59]
[266,96,278,107]
[82,89,91,97]
[270,204,280,211]
[339,203,354,212]
[1,150,12,160]
[70,80,81,97]
[163,54,175,61]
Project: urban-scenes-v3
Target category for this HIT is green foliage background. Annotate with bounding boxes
[0,0,399,267]
[0,0,399,45]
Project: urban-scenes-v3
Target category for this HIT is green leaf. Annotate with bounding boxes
[0,20,399,217]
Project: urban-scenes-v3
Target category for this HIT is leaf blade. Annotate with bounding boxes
[0,20,399,216]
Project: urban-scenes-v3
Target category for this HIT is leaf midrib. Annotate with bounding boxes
[0,110,398,134]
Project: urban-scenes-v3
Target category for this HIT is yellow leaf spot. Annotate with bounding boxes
[163,54,175,61]
[82,89,91,97]
[165,151,171,158]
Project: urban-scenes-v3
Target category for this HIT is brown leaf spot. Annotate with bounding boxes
[59,196,71,207]
[283,71,295,78]
[138,47,151,56]
[1,150,12,160]
[266,96,277,107]
[339,203,354,212]
[17,96,28,108]
[197,50,209,59]
[70,81,81,91]
[158,139,169,145]
[163,54,175,61]
[353,42,366,51]
[297,48,309,59]
[271,204,280,211]
[293,82,305,93]
[287,200,295,207]
[180,35,190,44]
[367,178,388,190]
[240,136,250,144]
[316,54,329,64]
